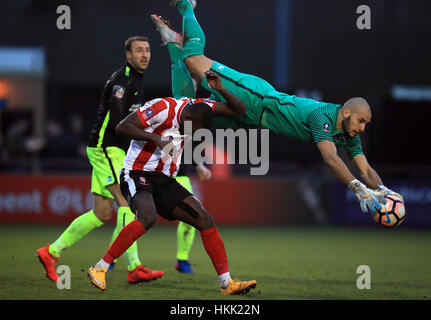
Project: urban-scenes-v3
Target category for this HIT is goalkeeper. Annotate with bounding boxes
[151,0,403,214]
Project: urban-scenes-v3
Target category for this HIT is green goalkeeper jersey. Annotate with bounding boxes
[260,92,363,159]
[205,61,363,159]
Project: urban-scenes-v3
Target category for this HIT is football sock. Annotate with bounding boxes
[103,219,147,265]
[180,4,206,59]
[168,43,196,99]
[176,221,196,260]
[94,259,110,270]
[110,207,142,271]
[167,42,184,65]
[219,272,232,289]
[49,210,103,258]
[200,226,229,276]
[176,0,195,18]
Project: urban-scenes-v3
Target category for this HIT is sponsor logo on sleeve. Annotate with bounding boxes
[322,122,330,133]
[141,108,154,121]
[113,85,125,99]
[145,108,154,117]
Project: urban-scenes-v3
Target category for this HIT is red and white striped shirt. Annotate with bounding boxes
[123,97,217,177]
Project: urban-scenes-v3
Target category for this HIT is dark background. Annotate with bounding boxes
[0,0,430,176]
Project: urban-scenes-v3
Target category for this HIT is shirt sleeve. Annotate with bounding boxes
[105,77,130,128]
[136,99,168,128]
[307,109,335,144]
[194,98,217,112]
[344,136,364,159]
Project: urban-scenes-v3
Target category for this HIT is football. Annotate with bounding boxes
[373,194,405,228]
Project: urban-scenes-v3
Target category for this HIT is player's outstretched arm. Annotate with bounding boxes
[317,140,355,185]
[205,70,247,117]
[351,154,382,189]
[352,155,403,200]
[317,140,383,214]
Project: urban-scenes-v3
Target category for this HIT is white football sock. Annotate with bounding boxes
[219,272,231,289]
[94,259,110,270]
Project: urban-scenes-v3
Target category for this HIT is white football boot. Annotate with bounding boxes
[150,14,183,47]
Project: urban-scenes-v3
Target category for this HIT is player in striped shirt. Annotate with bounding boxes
[151,0,403,214]
[37,36,164,284]
[88,71,258,295]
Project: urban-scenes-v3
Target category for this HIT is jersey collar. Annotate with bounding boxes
[125,62,143,78]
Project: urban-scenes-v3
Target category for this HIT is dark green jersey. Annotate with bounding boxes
[88,63,146,151]
[260,93,363,159]
[205,61,363,159]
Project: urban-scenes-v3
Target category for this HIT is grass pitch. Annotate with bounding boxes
[0,224,430,300]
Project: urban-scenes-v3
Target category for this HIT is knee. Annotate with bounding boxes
[135,208,157,230]
[93,208,112,223]
[184,56,203,80]
[184,56,197,68]
[196,210,215,231]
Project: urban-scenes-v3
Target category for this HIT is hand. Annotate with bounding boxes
[376,185,404,202]
[155,136,178,158]
[356,188,384,214]
[196,164,212,181]
[205,70,223,91]
[349,179,384,214]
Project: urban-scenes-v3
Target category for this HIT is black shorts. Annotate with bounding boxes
[120,169,192,220]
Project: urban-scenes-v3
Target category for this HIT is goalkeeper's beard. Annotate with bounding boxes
[342,116,354,138]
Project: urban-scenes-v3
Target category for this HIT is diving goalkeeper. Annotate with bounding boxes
[150,0,403,214]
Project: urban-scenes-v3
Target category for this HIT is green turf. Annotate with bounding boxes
[0,224,430,300]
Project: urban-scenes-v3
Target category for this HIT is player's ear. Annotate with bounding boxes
[126,50,131,60]
[342,106,351,118]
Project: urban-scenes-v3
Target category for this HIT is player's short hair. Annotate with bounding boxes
[187,102,214,129]
[344,97,371,115]
[124,36,149,52]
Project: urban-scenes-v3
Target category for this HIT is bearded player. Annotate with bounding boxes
[150,0,403,214]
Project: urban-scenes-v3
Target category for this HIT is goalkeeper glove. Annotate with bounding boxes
[348,179,384,214]
[376,185,404,201]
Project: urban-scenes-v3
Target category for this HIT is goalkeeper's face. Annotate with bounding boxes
[126,40,151,73]
[342,108,371,138]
